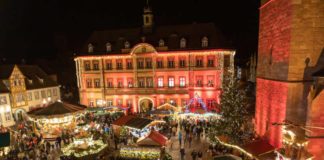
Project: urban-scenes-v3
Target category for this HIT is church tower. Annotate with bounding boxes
[142,0,154,34]
[255,0,324,159]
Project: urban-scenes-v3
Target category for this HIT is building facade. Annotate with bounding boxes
[0,65,61,122]
[0,93,15,127]
[255,0,324,159]
[73,4,234,113]
[75,43,235,113]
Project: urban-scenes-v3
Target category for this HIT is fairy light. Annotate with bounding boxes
[214,136,254,158]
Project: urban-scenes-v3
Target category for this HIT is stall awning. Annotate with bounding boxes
[157,103,178,111]
[112,116,153,130]
[28,101,86,118]
[113,115,136,126]
[137,130,168,146]
[241,139,275,157]
[214,155,242,160]
[125,117,153,130]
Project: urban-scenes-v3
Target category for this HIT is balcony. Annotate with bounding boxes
[104,87,189,95]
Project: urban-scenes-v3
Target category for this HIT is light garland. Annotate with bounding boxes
[214,136,254,158]
[120,146,160,159]
[61,139,107,158]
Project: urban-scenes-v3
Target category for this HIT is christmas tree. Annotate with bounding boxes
[209,76,250,145]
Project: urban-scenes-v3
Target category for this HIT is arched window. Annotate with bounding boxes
[106,42,112,52]
[180,38,186,48]
[88,43,94,53]
[202,36,208,48]
[124,41,130,49]
[159,39,165,47]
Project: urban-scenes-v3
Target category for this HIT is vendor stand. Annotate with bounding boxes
[112,115,154,138]
[27,101,86,140]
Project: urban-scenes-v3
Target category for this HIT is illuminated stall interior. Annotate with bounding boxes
[27,101,86,139]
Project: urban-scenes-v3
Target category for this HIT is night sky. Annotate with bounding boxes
[0,0,260,64]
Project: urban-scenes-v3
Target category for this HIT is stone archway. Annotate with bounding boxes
[138,97,154,113]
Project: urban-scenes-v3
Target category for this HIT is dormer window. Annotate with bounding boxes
[88,43,94,53]
[106,42,112,52]
[180,38,186,48]
[28,79,33,84]
[39,78,44,84]
[159,39,165,47]
[202,36,208,48]
[124,41,130,49]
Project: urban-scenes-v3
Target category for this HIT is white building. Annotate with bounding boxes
[0,65,61,123]
[0,92,15,127]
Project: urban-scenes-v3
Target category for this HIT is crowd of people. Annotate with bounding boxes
[1,111,124,160]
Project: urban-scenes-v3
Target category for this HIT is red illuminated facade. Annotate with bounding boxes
[74,43,235,113]
[256,0,324,159]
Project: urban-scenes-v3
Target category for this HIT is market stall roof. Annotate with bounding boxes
[112,115,136,126]
[241,139,275,157]
[28,101,86,117]
[148,109,173,115]
[137,130,168,146]
[214,155,242,160]
[126,117,153,130]
[157,103,178,111]
[113,115,153,130]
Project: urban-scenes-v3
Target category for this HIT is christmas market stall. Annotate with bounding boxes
[112,115,154,138]
[137,130,168,147]
[27,101,86,139]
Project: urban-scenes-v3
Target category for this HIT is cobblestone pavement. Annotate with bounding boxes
[166,128,213,160]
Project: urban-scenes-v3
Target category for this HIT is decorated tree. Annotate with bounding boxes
[209,77,251,145]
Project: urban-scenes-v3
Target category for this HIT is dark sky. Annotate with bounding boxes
[0,0,260,63]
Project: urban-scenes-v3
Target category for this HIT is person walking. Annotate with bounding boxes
[191,149,198,160]
[198,151,203,160]
[180,147,185,160]
[188,133,192,148]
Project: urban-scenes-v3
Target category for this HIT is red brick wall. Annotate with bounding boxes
[307,90,324,160]
[255,78,288,148]
[258,0,292,81]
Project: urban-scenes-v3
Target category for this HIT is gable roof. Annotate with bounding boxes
[313,69,324,77]
[79,22,226,54]
[112,115,136,126]
[137,130,168,146]
[0,65,59,90]
[112,115,153,130]
[0,81,9,93]
[28,101,86,117]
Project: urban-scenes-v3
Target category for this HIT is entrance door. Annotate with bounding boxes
[139,99,153,113]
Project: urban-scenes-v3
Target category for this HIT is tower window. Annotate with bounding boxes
[88,43,94,53]
[106,42,112,52]
[159,39,165,47]
[180,38,186,48]
[201,36,208,48]
[124,41,130,49]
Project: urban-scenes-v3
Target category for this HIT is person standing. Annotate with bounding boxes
[178,131,182,146]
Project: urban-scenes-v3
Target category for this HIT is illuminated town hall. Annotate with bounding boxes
[73,5,234,113]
